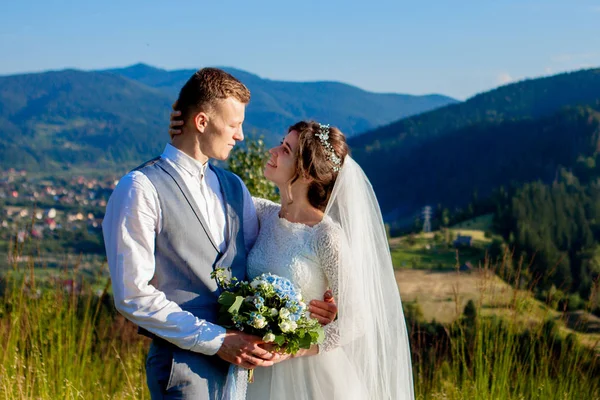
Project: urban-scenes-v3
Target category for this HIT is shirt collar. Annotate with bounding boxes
[161,143,209,179]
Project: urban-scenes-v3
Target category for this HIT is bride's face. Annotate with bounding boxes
[264,130,299,185]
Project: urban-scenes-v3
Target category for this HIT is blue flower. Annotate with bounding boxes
[253,295,265,309]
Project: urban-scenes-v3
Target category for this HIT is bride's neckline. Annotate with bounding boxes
[278,216,327,230]
[276,207,327,230]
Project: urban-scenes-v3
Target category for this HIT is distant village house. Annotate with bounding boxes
[453,234,472,248]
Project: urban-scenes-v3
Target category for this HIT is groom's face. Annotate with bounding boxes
[198,97,246,160]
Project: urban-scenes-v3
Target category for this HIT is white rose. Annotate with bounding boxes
[251,315,267,329]
[250,280,261,289]
[263,333,276,343]
[280,320,297,333]
[257,319,268,329]
[270,308,279,317]
[279,308,290,319]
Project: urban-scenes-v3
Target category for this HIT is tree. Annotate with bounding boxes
[413,215,423,232]
[227,137,279,201]
[441,208,450,228]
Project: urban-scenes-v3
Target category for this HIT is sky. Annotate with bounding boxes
[1,0,599,100]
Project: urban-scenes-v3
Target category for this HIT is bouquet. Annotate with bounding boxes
[211,268,325,358]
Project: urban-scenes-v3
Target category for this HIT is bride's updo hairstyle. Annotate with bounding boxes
[288,121,349,211]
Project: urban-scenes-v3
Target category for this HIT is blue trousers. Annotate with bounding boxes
[146,339,229,400]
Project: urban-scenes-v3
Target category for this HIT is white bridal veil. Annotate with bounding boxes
[322,156,414,400]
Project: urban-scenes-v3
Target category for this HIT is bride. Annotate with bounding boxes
[240,121,414,400]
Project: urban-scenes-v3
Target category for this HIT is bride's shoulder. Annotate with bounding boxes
[313,216,343,251]
[252,197,281,218]
[316,215,341,234]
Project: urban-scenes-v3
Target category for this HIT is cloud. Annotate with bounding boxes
[496,72,513,85]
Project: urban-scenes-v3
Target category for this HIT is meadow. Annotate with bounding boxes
[1,238,599,399]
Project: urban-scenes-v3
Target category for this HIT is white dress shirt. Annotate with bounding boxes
[102,144,259,355]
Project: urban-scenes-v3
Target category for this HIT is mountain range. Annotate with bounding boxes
[2,63,600,228]
[347,67,600,223]
[0,63,456,170]
[105,64,456,138]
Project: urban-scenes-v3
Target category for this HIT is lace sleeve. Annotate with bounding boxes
[314,220,342,353]
[252,197,280,223]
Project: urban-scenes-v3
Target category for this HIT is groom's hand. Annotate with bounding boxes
[308,289,338,325]
[169,101,184,137]
[216,330,279,369]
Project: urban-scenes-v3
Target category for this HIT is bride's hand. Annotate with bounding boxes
[169,101,184,136]
[308,289,337,325]
[259,343,292,363]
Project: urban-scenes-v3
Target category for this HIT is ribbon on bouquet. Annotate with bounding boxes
[222,364,249,400]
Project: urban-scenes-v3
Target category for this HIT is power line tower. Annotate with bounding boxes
[422,206,432,233]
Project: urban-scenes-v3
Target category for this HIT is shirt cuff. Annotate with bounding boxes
[190,322,227,355]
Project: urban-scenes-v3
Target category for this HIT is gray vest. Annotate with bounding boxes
[135,157,247,333]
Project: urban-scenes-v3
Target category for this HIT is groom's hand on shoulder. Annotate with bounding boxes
[169,101,184,137]
[309,289,338,325]
[216,330,279,369]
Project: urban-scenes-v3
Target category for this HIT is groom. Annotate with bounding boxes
[102,68,336,399]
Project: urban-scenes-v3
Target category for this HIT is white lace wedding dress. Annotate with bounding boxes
[245,198,367,400]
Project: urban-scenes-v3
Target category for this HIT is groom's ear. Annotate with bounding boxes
[194,112,209,133]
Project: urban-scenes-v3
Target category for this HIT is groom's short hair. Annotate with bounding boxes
[176,68,250,125]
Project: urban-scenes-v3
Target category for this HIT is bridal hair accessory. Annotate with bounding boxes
[316,123,342,172]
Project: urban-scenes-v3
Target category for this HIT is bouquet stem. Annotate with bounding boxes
[248,368,254,383]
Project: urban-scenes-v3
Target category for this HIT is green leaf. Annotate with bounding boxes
[316,327,325,344]
[274,335,286,346]
[228,296,245,314]
[218,292,237,307]
[298,334,312,349]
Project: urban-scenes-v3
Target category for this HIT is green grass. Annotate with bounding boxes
[391,246,461,269]
[390,238,487,270]
[389,222,497,270]
[450,213,494,231]
[1,244,598,399]
[412,315,599,399]
[0,264,148,399]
